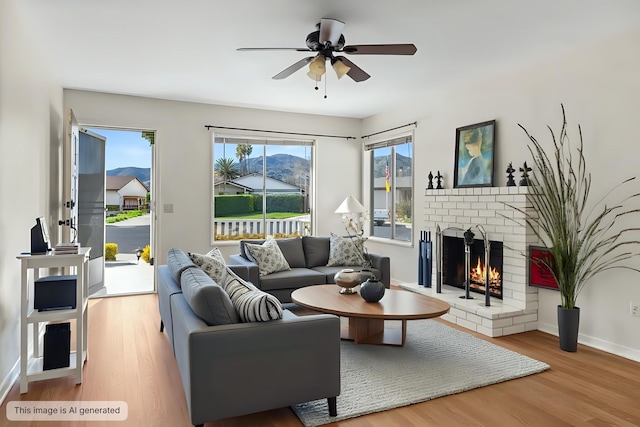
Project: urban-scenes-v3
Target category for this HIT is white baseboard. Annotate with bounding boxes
[538,321,640,363]
[398,276,640,364]
[0,359,19,407]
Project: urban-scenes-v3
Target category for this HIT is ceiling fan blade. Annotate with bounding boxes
[272,57,315,80]
[319,18,345,46]
[237,47,311,52]
[342,44,417,55]
[336,57,371,82]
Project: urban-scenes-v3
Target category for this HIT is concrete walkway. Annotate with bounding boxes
[101,253,154,296]
[99,214,154,297]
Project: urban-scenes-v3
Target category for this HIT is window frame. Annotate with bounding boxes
[365,132,414,244]
[210,131,314,243]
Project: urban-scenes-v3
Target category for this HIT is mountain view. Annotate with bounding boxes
[243,154,310,185]
[214,153,311,186]
[107,167,151,187]
[108,154,311,189]
[373,153,412,176]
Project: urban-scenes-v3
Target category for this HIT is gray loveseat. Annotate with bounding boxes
[229,236,391,303]
[158,248,340,426]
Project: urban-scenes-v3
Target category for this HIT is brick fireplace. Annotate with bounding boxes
[399,187,541,337]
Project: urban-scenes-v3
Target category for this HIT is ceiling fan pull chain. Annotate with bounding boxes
[324,75,328,99]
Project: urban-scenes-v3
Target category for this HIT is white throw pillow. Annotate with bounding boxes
[327,233,366,267]
[244,239,291,276]
[188,247,228,284]
[222,269,283,322]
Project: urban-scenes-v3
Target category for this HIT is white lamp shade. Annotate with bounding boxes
[335,196,366,214]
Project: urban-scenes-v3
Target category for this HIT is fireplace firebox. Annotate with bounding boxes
[442,236,503,299]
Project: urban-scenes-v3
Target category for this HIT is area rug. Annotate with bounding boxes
[291,319,549,427]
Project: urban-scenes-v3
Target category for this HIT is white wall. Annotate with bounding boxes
[0,2,64,400]
[3,4,638,402]
[363,27,640,360]
[105,190,121,207]
[63,91,363,263]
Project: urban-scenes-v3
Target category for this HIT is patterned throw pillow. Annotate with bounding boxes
[222,269,283,322]
[327,233,366,267]
[188,247,228,284]
[244,239,291,276]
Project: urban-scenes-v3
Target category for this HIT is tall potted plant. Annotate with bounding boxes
[512,105,640,352]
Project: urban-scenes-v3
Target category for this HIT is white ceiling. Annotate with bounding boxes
[14,0,640,119]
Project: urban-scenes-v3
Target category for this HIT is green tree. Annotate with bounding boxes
[235,144,253,175]
[141,131,154,145]
[215,157,239,193]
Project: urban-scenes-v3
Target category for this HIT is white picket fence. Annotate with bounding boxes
[214,215,310,238]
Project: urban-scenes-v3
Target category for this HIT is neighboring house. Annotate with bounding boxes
[214,174,303,195]
[372,175,412,212]
[106,176,149,210]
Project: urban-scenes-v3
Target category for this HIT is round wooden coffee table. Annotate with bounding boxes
[291,285,450,346]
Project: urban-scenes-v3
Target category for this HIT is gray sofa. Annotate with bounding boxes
[229,236,391,303]
[158,248,341,427]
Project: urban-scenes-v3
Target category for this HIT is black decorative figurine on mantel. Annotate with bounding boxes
[427,171,434,190]
[435,171,443,189]
[506,162,516,187]
[519,161,532,186]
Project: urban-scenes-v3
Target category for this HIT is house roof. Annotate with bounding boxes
[214,174,301,193]
[106,176,149,192]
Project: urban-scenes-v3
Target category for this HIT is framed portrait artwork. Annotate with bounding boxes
[528,246,559,290]
[454,120,496,188]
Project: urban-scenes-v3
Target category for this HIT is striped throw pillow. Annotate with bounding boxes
[222,269,283,322]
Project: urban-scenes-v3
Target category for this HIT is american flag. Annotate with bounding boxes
[385,159,390,193]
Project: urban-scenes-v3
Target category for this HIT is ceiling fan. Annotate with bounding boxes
[237,18,417,83]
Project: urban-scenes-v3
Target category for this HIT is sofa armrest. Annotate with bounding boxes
[171,296,340,424]
[226,264,250,282]
[228,254,260,286]
[368,253,391,288]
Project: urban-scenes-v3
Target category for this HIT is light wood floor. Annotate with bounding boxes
[2,293,639,427]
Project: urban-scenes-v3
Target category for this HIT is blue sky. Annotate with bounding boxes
[85,127,152,171]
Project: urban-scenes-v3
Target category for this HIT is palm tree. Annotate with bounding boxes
[235,144,253,175]
[215,157,239,193]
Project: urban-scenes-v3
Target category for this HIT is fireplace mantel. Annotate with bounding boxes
[401,186,542,337]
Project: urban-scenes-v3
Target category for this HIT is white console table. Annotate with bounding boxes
[16,247,91,393]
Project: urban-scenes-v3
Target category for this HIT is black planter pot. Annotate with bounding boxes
[557,306,580,352]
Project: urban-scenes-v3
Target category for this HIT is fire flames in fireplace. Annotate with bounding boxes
[441,235,503,299]
[469,257,501,296]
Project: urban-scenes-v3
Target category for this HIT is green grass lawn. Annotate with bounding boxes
[216,212,305,220]
[106,210,145,224]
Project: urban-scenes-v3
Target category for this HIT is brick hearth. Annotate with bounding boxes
[400,187,542,337]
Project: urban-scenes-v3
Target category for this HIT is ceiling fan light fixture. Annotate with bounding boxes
[332,58,351,79]
[306,71,322,81]
[308,55,326,77]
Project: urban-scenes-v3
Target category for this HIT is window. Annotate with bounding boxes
[366,134,413,242]
[212,134,313,241]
